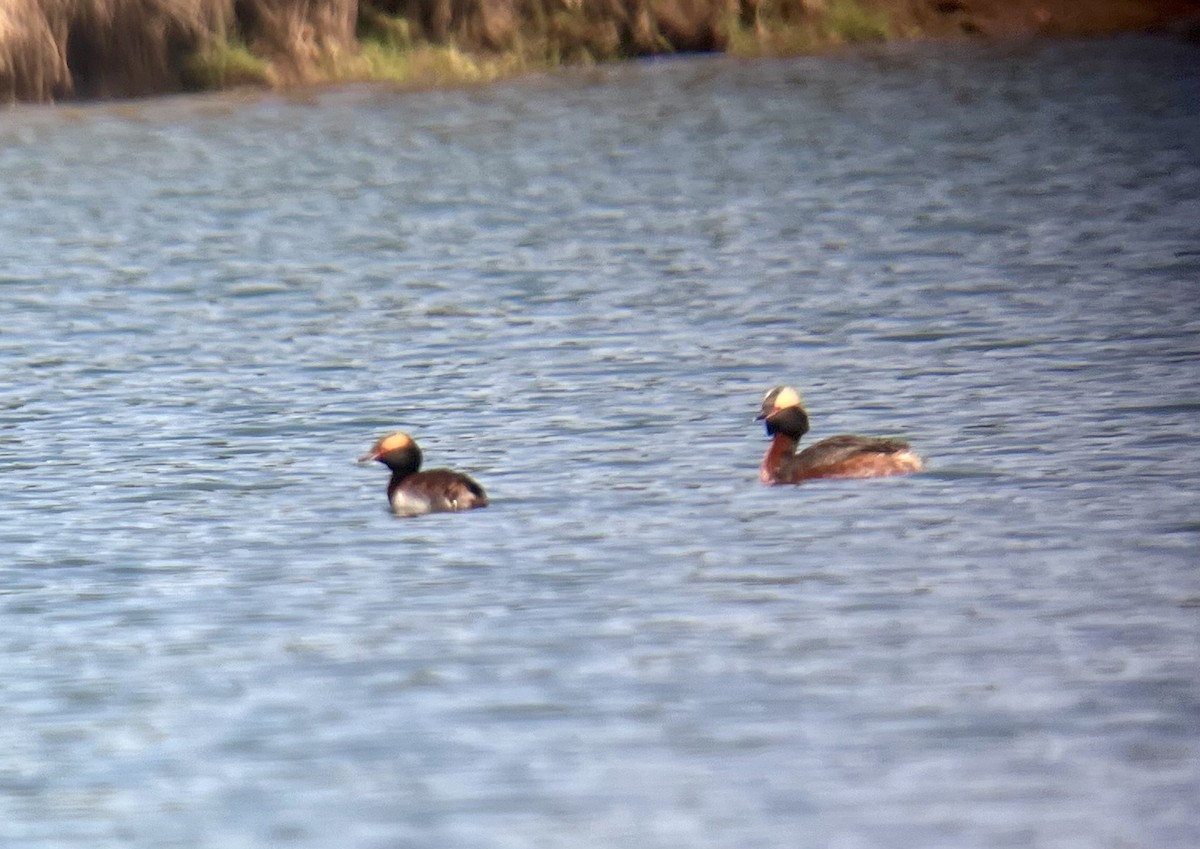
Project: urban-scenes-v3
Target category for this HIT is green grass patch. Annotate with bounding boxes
[353,40,522,85]
[338,10,525,86]
[823,0,890,43]
[724,0,891,57]
[183,39,274,90]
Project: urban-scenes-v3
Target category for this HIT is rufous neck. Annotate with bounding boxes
[760,433,799,484]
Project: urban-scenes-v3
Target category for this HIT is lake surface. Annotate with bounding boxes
[2,34,1199,849]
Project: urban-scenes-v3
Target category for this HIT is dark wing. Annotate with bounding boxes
[791,434,912,474]
[414,469,489,511]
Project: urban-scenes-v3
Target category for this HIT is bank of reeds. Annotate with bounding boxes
[0,0,356,101]
[2,0,1195,102]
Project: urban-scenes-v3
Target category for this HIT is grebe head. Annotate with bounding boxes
[756,385,810,438]
[359,431,423,474]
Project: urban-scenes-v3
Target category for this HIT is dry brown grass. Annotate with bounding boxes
[382,0,752,59]
[2,0,1197,102]
[0,0,229,101]
[65,0,229,97]
[1,0,71,102]
[869,0,1200,39]
[231,0,356,83]
[0,0,355,101]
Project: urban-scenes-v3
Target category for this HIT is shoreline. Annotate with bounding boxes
[2,0,1198,104]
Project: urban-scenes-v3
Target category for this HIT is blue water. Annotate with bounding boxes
[2,35,1199,849]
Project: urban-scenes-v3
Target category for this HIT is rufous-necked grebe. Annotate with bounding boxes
[359,431,488,516]
[756,386,924,484]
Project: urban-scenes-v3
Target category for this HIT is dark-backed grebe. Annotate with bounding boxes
[359,431,488,516]
[756,386,924,484]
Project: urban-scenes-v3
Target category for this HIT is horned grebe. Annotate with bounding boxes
[756,386,924,484]
[359,431,488,516]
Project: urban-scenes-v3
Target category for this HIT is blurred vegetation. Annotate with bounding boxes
[2,0,1195,102]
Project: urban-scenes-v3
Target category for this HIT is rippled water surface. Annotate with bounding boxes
[2,35,1199,849]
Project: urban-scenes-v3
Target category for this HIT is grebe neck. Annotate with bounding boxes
[386,470,415,501]
[760,433,800,484]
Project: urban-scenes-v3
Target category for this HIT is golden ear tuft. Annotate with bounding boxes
[377,431,415,453]
[773,386,802,410]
